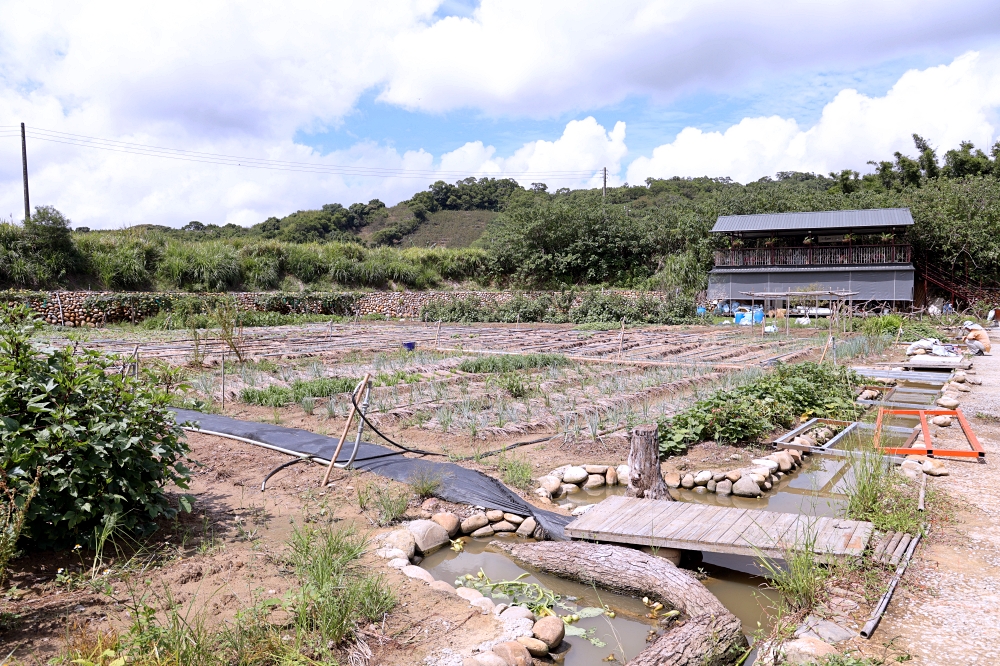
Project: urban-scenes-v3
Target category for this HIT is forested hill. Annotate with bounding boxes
[3,135,1000,293]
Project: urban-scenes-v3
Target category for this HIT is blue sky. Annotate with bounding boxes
[2,1,1000,227]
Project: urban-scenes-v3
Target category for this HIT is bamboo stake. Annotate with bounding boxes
[819,335,833,364]
[321,373,370,486]
[435,320,442,350]
[861,532,921,639]
[221,351,226,411]
[918,473,926,511]
[617,318,626,359]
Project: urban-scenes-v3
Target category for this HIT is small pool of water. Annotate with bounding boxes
[420,538,779,665]
[560,455,850,516]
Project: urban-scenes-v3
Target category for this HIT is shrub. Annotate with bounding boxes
[0,305,190,548]
[860,314,904,337]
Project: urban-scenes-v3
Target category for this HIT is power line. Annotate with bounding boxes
[11,126,603,181]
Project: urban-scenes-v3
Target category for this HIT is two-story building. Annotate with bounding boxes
[708,208,915,310]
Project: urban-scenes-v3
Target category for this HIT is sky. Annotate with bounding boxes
[1,1,1000,229]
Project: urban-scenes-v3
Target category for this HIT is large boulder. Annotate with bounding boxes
[772,452,794,472]
[492,641,532,666]
[492,520,517,532]
[582,474,605,489]
[471,526,495,538]
[538,475,562,494]
[605,466,618,486]
[515,517,537,537]
[531,615,565,649]
[431,512,461,537]
[461,512,490,534]
[407,520,450,555]
[562,466,589,484]
[681,474,695,489]
[500,605,535,621]
[616,464,630,484]
[751,458,779,472]
[725,470,743,483]
[936,396,959,409]
[383,529,416,559]
[733,475,763,497]
[716,479,733,496]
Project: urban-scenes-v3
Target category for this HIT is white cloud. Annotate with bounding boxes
[627,51,1000,184]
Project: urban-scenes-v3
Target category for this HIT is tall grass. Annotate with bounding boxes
[458,353,570,374]
[844,442,922,534]
[754,524,828,612]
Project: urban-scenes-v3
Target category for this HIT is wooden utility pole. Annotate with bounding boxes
[21,123,30,221]
[602,167,607,198]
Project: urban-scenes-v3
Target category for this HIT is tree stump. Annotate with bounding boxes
[626,424,672,500]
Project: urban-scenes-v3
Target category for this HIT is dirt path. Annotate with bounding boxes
[876,336,1000,665]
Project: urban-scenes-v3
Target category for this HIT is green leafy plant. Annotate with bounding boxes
[0,304,191,549]
[496,452,533,490]
[0,468,40,585]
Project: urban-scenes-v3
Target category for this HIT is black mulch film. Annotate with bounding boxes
[172,409,572,539]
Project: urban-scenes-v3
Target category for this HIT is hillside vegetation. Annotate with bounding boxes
[2,135,1000,294]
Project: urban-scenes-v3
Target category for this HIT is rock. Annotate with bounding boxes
[694,470,713,486]
[535,487,552,500]
[947,382,971,393]
[787,449,803,464]
[384,529,416,559]
[584,465,608,474]
[387,557,409,568]
[750,473,767,487]
[751,458,779,472]
[516,517,537,537]
[421,497,439,511]
[936,396,959,409]
[471,526,495,538]
[582,474,605,489]
[531,615,566,649]
[772,452,794,472]
[725,470,743,483]
[455,586,484,601]
[605,466,618,486]
[432,512,461,537]
[492,520,517,532]
[462,513,490,534]
[429,580,455,593]
[922,459,949,476]
[500,605,536,622]
[899,460,923,481]
[664,472,681,488]
[953,371,967,383]
[931,415,953,427]
[681,474,695,489]
[503,513,524,525]
[712,472,727,483]
[401,565,434,583]
[516,636,549,657]
[733,476,763,497]
[562,466,589,484]
[764,481,772,491]
[706,480,717,493]
[486,509,505,522]
[966,376,983,385]
[560,483,581,495]
[716,479,733,496]
[549,466,566,481]
[407,520,450,555]
[375,547,407,560]
[538,475,562,494]
[492,641,532,666]
[571,505,593,516]
[470,597,496,614]
[469,654,507,666]
[616,464,630,484]
[781,636,838,664]
[806,617,856,643]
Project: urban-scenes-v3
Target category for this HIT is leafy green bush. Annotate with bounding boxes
[658,363,861,455]
[459,353,570,374]
[860,314,904,337]
[421,292,697,325]
[0,305,190,548]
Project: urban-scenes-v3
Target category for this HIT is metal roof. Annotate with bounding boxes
[711,208,914,233]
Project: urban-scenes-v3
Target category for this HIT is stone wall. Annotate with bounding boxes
[3,289,674,327]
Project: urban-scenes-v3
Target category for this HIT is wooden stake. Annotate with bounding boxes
[221,351,226,411]
[435,320,442,349]
[617,318,626,359]
[321,373,370,486]
[819,335,832,364]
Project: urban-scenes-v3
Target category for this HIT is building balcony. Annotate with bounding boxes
[713,244,911,268]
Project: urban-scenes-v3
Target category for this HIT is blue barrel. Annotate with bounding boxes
[696,306,707,316]
[753,310,765,324]
[734,311,745,325]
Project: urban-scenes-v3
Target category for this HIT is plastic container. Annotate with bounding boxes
[753,310,765,324]
[696,306,707,316]
[733,311,745,325]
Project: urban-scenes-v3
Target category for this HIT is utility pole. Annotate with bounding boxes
[602,167,607,199]
[21,123,30,221]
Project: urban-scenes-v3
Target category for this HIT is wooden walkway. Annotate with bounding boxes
[564,495,873,558]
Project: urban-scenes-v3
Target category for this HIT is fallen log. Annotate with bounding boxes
[495,541,746,666]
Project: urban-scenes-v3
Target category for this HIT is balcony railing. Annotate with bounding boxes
[713,244,912,268]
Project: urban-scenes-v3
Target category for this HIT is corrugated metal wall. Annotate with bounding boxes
[708,267,915,301]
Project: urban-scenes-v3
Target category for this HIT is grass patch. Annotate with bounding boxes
[844,446,923,534]
[240,376,359,406]
[754,525,828,612]
[357,482,411,526]
[496,452,533,490]
[458,353,570,374]
[407,469,443,498]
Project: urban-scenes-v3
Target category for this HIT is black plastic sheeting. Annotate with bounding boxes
[172,409,572,539]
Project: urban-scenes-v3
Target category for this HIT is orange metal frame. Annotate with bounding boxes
[872,407,985,460]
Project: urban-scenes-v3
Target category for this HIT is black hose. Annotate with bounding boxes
[347,391,558,462]
[261,457,309,491]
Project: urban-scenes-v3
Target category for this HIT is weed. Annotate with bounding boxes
[844,445,922,534]
[0,469,40,585]
[300,396,316,415]
[754,523,828,611]
[459,353,570,374]
[408,469,443,498]
[357,483,410,526]
[496,452,533,490]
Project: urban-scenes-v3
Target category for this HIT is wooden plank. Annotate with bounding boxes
[732,511,784,552]
[610,500,683,540]
[698,509,748,545]
[845,522,874,556]
[759,513,801,550]
[879,532,905,564]
[888,534,912,566]
[668,505,731,544]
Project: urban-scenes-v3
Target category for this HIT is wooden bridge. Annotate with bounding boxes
[564,495,873,558]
